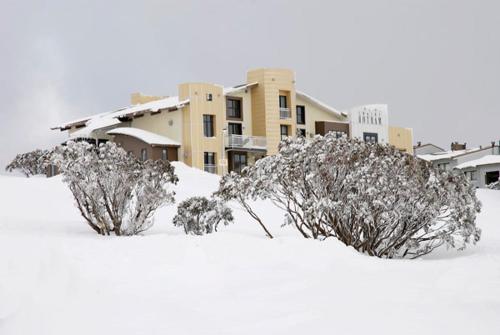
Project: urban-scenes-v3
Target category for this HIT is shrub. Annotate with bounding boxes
[173,196,233,235]
[217,134,481,258]
[51,141,178,235]
[5,149,51,177]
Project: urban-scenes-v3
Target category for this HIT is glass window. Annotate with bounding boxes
[162,148,168,161]
[204,152,216,174]
[232,152,247,174]
[206,93,213,101]
[363,132,378,143]
[298,128,306,137]
[279,95,287,108]
[296,105,305,125]
[141,148,148,161]
[228,122,242,135]
[280,125,289,141]
[226,98,242,119]
[203,115,215,137]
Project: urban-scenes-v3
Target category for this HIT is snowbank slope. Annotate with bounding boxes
[0,162,499,335]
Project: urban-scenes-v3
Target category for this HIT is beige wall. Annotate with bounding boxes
[224,90,253,137]
[130,92,166,105]
[247,68,296,155]
[179,83,225,174]
[130,109,184,159]
[295,95,344,138]
[389,126,414,154]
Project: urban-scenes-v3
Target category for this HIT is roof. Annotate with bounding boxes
[112,96,189,119]
[413,143,445,151]
[455,155,500,169]
[418,148,482,162]
[223,82,258,95]
[68,113,122,139]
[296,90,348,118]
[107,127,180,146]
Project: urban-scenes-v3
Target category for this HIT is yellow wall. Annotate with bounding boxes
[247,68,296,155]
[131,109,184,157]
[130,92,166,105]
[389,126,414,154]
[179,83,225,174]
[295,95,344,138]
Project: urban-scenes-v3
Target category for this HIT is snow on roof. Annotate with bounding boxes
[418,148,481,161]
[455,155,500,169]
[296,90,347,118]
[223,82,258,95]
[413,143,445,151]
[107,127,180,146]
[112,96,189,119]
[68,113,122,139]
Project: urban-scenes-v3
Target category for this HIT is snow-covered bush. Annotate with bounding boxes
[216,172,274,239]
[51,141,178,236]
[488,180,500,190]
[5,149,51,177]
[217,134,481,258]
[173,196,233,235]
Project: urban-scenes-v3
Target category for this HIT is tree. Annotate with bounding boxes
[216,172,274,239]
[217,134,481,258]
[173,196,233,235]
[5,149,51,177]
[50,141,178,236]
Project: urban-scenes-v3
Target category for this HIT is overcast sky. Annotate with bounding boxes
[1,0,499,170]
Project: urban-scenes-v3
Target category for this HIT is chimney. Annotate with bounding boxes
[417,141,421,147]
[130,92,166,105]
[451,142,467,151]
[492,141,496,148]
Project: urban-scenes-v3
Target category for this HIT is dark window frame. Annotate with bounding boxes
[203,114,215,137]
[228,122,242,135]
[226,97,242,120]
[280,125,289,141]
[279,95,288,108]
[363,132,378,144]
[296,105,306,125]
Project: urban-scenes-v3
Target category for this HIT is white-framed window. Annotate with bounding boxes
[162,148,168,161]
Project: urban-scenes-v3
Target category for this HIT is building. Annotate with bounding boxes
[418,142,500,171]
[455,155,500,188]
[52,68,413,175]
[413,142,444,156]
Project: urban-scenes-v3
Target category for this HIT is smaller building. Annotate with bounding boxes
[418,143,500,171]
[455,155,500,188]
[413,142,445,156]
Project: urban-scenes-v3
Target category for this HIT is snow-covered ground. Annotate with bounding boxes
[0,162,499,335]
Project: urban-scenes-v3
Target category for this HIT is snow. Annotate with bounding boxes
[1,162,499,335]
[455,155,500,169]
[107,127,180,146]
[418,148,481,161]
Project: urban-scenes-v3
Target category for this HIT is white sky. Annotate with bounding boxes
[1,0,499,170]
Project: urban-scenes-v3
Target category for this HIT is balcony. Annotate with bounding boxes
[279,107,291,119]
[225,134,267,151]
[204,164,217,174]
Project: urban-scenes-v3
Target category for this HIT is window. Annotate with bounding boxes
[226,98,242,119]
[206,93,213,101]
[228,122,242,135]
[279,95,288,108]
[203,115,215,137]
[296,105,305,125]
[280,125,289,141]
[331,131,345,139]
[231,152,247,174]
[204,152,216,174]
[363,132,378,143]
[297,128,306,137]
[485,171,500,185]
[162,148,168,161]
[141,148,148,161]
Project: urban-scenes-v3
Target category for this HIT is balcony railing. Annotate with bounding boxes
[204,164,217,174]
[225,134,267,150]
[279,107,291,119]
